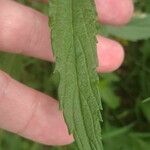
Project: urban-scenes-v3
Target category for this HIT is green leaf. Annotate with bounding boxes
[104,14,150,41]
[141,97,150,121]
[103,124,150,150]
[48,0,103,150]
[102,123,134,139]
[142,97,150,103]
[99,74,120,109]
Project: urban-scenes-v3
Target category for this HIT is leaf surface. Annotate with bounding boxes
[104,14,150,41]
[49,0,103,149]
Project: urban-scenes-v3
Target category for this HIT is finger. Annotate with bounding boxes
[95,0,134,25]
[41,0,134,25]
[0,70,73,145]
[97,36,124,73]
[0,0,54,62]
[0,0,124,72]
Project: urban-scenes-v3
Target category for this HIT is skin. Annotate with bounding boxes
[0,0,134,146]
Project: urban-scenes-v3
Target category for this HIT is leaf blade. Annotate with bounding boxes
[49,0,103,149]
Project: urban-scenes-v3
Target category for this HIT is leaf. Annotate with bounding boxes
[104,14,150,41]
[102,123,134,140]
[99,74,120,109]
[142,97,150,103]
[48,0,103,150]
[104,133,150,150]
[141,97,150,121]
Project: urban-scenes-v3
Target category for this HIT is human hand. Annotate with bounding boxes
[0,0,134,146]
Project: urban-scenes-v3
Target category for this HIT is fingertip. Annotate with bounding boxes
[0,69,73,146]
[19,95,74,146]
[97,36,124,73]
[0,0,54,62]
[95,0,134,25]
[40,134,74,146]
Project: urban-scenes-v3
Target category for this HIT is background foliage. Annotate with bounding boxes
[0,0,150,149]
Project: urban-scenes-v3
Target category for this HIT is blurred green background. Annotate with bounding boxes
[0,0,150,149]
